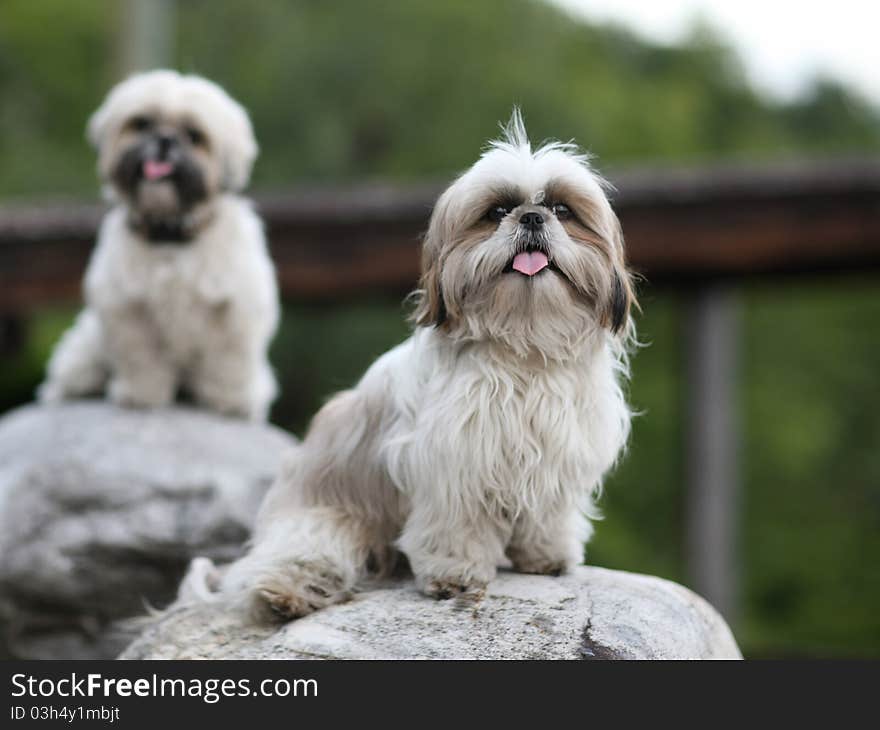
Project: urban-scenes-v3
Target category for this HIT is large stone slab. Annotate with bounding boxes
[0,402,294,659]
[121,565,742,660]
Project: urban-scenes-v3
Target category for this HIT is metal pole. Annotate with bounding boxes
[684,284,742,624]
[120,0,175,74]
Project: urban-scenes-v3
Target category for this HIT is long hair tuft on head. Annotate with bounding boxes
[486,107,598,176]
[488,106,531,154]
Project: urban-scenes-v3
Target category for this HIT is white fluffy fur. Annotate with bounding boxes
[39,71,278,420]
[214,111,635,620]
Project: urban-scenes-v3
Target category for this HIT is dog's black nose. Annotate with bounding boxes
[520,211,544,230]
[156,134,176,158]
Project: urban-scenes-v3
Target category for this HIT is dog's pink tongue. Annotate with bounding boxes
[143,160,174,180]
[512,250,549,276]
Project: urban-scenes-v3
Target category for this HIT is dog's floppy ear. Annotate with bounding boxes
[599,216,636,335]
[86,77,129,159]
[208,86,257,192]
[86,103,111,150]
[177,73,258,192]
[85,82,128,183]
[412,193,452,328]
[604,268,635,334]
[413,250,446,327]
[219,107,258,192]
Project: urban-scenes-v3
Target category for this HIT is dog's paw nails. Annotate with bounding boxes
[424,579,486,601]
[424,580,464,600]
[307,584,330,599]
[511,557,570,576]
[254,586,314,622]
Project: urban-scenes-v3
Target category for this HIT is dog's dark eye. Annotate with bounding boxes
[552,203,573,220]
[129,115,153,132]
[185,126,205,146]
[487,205,511,223]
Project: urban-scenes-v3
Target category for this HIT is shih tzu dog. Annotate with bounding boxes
[214,110,635,620]
[39,70,278,421]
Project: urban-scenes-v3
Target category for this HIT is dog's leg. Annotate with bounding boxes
[249,359,278,420]
[38,310,108,401]
[190,338,275,421]
[103,305,176,408]
[398,502,507,600]
[506,503,589,576]
[222,504,373,622]
[223,386,400,621]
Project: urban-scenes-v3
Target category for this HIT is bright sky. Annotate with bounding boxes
[549,0,880,106]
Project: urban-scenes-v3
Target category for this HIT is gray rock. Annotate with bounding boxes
[121,565,742,660]
[0,402,294,659]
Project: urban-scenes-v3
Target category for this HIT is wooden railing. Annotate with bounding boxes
[2,159,880,310]
[1,158,879,622]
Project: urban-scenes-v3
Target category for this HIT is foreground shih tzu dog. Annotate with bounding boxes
[39,70,278,420]
[217,110,635,619]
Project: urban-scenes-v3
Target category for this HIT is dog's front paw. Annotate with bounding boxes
[109,377,172,409]
[194,389,258,421]
[416,563,492,601]
[410,555,494,602]
[251,560,350,623]
[508,551,572,577]
[508,552,574,577]
[36,381,64,404]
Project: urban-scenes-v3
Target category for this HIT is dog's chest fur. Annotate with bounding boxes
[88,200,258,362]
[137,248,226,356]
[383,331,628,513]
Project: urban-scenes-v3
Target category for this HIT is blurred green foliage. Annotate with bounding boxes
[1,0,878,657]
[3,0,880,198]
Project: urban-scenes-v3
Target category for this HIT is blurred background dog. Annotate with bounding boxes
[38,71,279,420]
